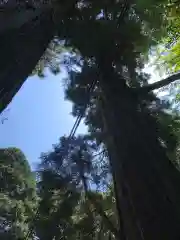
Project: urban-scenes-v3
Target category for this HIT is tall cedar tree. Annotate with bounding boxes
[1,0,180,239]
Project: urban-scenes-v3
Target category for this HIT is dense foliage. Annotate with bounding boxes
[154,1,180,73]
[35,136,118,239]
[0,148,37,239]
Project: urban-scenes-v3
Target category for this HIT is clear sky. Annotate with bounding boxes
[0,71,87,169]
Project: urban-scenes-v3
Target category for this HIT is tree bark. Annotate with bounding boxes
[99,57,180,240]
[0,8,54,113]
[0,8,44,34]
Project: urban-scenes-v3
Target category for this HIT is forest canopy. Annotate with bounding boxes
[1,0,180,239]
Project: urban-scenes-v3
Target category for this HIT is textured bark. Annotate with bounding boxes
[99,58,180,240]
[0,9,44,34]
[0,8,54,113]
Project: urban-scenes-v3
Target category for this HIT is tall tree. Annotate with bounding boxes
[0,2,54,113]
[0,147,37,239]
[154,0,180,73]
[36,136,118,240]
[53,1,180,239]
[2,1,180,239]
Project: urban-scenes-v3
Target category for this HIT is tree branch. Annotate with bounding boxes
[138,72,180,94]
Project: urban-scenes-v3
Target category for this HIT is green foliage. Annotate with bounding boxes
[25,0,170,80]
[155,39,180,74]
[35,136,117,239]
[31,39,63,77]
[153,1,180,74]
[0,148,37,239]
[160,111,180,169]
[31,39,74,78]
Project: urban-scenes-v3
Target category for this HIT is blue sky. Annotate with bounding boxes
[0,71,86,169]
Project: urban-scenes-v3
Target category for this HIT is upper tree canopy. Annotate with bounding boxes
[0,0,179,114]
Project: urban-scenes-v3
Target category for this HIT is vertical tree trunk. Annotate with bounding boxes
[99,58,180,240]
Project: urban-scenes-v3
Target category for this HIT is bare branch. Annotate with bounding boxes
[138,72,180,94]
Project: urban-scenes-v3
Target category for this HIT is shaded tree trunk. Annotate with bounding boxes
[99,57,180,240]
[0,8,54,113]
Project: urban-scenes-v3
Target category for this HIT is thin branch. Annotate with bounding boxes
[92,149,107,158]
[138,72,180,94]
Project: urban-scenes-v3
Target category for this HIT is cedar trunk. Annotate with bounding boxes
[0,10,54,113]
[99,60,180,240]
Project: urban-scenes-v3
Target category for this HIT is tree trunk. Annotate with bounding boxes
[99,58,180,240]
[0,9,54,113]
